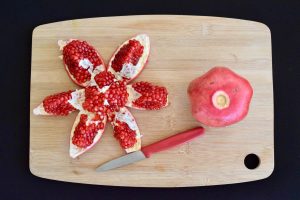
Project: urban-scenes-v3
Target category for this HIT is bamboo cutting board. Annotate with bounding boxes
[30,15,274,187]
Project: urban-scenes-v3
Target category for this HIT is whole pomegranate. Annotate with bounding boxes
[188,67,253,127]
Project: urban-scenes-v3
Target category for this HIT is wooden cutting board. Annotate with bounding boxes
[30,15,273,187]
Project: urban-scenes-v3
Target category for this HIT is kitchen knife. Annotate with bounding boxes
[96,127,205,172]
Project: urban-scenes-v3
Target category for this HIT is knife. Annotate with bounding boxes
[96,127,205,172]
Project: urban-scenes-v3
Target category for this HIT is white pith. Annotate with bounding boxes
[212,90,230,110]
[33,104,49,115]
[116,110,138,131]
[120,63,138,79]
[99,85,110,93]
[125,85,142,108]
[108,34,150,80]
[104,99,109,106]
[69,110,107,158]
[79,59,93,69]
[112,107,141,153]
[68,89,85,110]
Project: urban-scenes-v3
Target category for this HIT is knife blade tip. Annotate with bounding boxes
[95,166,109,172]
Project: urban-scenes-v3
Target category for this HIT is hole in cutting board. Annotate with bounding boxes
[244,154,260,169]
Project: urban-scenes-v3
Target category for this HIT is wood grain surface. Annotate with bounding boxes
[30,15,273,187]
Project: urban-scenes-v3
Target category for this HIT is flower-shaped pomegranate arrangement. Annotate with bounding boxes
[33,34,169,158]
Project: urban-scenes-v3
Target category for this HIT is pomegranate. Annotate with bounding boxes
[33,89,85,116]
[70,111,107,158]
[58,39,105,87]
[108,34,150,82]
[126,82,169,110]
[33,34,169,158]
[110,107,141,153]
[188,67,253,127]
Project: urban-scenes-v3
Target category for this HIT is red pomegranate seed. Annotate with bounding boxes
[94,71,116,88]
[113,120,137,149]
[111,39,144,72]
[43,90,76,115]
[132,82,168,110]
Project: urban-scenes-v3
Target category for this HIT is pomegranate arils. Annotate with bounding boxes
[63,40,103,85]
[111,39,144,73]
[35,34,169,157]
[72,114,104,148]
[82,86,106,114]
[132,82,168,110]
[43,90,76,115]
[113,120,137,149]
[94,71,115,88]
[105,81,129,112]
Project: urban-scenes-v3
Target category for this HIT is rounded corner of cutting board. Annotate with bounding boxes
[32,24,47,38]
[29,159,48,180]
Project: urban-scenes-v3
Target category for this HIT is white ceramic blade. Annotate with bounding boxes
[96,151,146,172]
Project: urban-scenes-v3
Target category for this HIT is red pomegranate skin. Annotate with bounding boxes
[187,67,253,127]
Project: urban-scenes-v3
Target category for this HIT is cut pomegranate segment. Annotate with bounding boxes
[33,90,84,116]
[126,82,169,110]
[59,39,105,87]
[70,111,107,158]
[108,34,150,82]
[187,66,253,127]
[110,107,141,153]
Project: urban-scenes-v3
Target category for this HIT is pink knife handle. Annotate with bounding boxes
[141,127,205,158]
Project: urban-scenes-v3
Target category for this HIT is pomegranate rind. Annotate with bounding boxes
[110,107,141,153]
[108,34,150,83]
[59,39,106,87]
[187,66,253,127]
[69,111,107,158]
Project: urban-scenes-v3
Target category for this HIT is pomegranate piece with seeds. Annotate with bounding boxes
[108,34,150,82]
[70,111,107,158]
[59,39,105,87]
[111,107,141,153]
[33,90,83,116]
[34,34,169,158]
[113,121,137,149]
[188,66,253,127]
[126,81,168,110]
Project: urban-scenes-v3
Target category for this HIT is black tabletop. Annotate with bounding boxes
[1,0,300,199]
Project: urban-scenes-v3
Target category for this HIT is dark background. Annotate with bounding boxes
[1,0,300,199]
